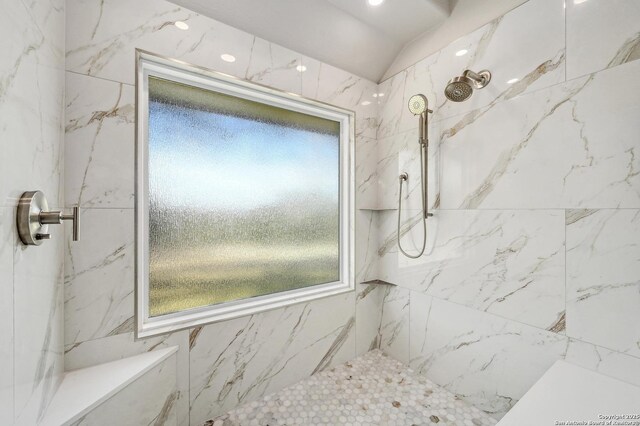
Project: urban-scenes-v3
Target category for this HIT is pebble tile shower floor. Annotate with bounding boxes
[207,350,497,426]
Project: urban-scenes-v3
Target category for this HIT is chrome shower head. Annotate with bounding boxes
[444,78,473,102]
[444,69,491,102]
[408,94,428,115]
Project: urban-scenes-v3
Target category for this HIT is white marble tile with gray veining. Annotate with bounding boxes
[565,338,640,389]
[440,60,640,209]
[0,0,64,209]
[65,0,235,83]
[410,298,568,419]
[376,70,407,140]
[377,285,410,364]
[355,209,379,285]
[21,0,65,68]
[5,1,65,423]
[189,292,356,425]
[13,229,65,425]
[65,72,135,209]
[566,0,640,80]
[243,36,302,94]
[65,331,190,426]
[0,208,14,425]
[354,210,384,357]
[355,282,385,356]
[66,0,303,95]
[378,209,565,331]
[301,57,378,139]
[376,128,440,212]
[566,208,640,358]
[70,353,178,426]
[355,137,378,209]
[65,208,134,347]
[409,291,433,372]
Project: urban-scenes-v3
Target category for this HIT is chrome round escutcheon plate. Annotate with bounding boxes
[17,190,49,245]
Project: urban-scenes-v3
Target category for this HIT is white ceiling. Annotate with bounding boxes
[171,0,451,82]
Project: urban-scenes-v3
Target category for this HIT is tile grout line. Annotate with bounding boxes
[65,69,134,88]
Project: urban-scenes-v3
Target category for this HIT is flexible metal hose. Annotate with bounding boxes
[397,144,428,258]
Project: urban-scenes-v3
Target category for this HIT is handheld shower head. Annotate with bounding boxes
[408,94,428,115]
[407,94,432,145]
[398,95,434,258]
[444,69,491,102]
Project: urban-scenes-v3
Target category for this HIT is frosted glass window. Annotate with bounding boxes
[136,53,353,336]
[146,77,342,317]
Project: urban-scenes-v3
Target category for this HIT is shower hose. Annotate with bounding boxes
[397,144,428,258]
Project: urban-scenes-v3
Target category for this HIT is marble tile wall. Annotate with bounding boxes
[373,0,640,419]
[63,0,380,424]
[566,209,640,359]
[0,208,14,425]
[0,0,66,424]
[188,293,357,424]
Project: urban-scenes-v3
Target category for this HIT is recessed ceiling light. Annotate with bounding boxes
[368,0,384,5]
[507,78,519,84]
[296,65,307,72]
[372,93,378,98]
[361,101,371,106]
[377,93,385,97]
[220,54,236,63]
[455,49,468,57]
[174,21,189,30]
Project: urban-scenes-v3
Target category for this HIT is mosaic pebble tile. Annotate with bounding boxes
[205,350,496,426]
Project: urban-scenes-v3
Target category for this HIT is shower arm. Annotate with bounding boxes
[463,69,491,88]
[463,69,483,82]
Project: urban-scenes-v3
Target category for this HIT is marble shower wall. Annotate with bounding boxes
[63,0,381,424]
[0,0,66,424]
[374,0,640,419]
[60,0,639,423]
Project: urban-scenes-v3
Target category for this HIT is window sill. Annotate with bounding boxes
[137,282,354,338]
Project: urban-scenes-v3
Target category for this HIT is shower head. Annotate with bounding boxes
[407,94,432,145]
[408,94,428,115]
[444,69,491,102]
[444,78,474,102]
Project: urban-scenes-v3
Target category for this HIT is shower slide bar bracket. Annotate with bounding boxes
[17,190,80,246]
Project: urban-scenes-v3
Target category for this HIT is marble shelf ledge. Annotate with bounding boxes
[360,279,397,286]
[41,346,178,426]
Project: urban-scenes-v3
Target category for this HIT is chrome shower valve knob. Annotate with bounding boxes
[17,191,80,246]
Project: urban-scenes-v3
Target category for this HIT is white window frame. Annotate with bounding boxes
[135,50,355,338]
